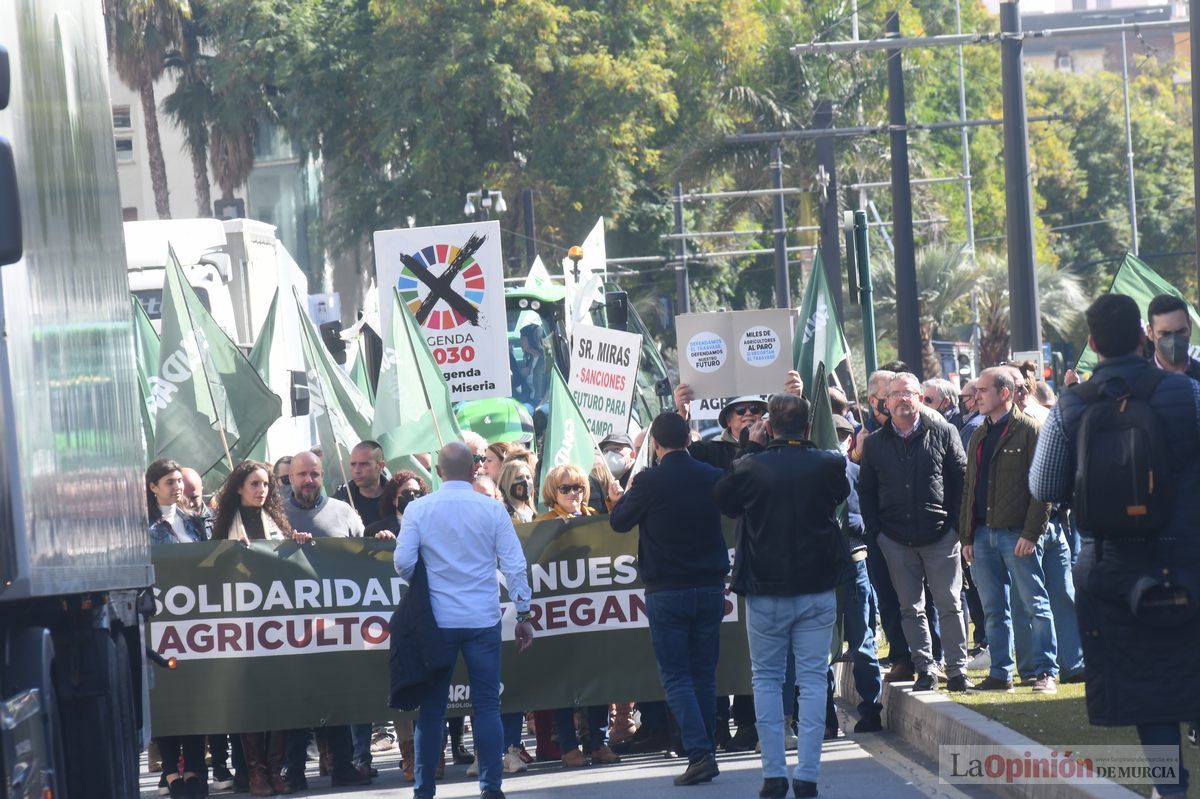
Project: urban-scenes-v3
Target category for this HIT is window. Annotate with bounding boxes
[112,106,132,130]
[115,137,134,163]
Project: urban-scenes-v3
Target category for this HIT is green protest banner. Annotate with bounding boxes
[794,252,849,393]
[131,295,160,455]
[147,517,751,736]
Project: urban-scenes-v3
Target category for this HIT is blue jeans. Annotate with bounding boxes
[1042,520,1084,677]
[1136,722,1189,796]
[501,712,524,749]
[350,722,372,766]
[970,526,1058,679]
[414,624,504,797]
[842,559,883,716]
[746,591,837,783]
[645,586,724,761]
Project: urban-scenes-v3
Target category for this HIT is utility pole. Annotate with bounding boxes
[814,100,844,320]
[999,1,1041,355]
[1118,24,1139,255]
[522,189,537,268]
[885,10,924,378]
[771,144,791,308]
[673,182,691,314]
[1192,0,1200,296]
[854,210,878,375]
[954,0,981,373]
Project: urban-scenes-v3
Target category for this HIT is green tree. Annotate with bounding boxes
[162,0,212,216]
[104,0,192,218]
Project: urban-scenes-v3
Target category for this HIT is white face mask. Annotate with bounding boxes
[838,439,851,455]
[604,450,629,478]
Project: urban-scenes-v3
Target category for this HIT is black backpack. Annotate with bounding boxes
[1072,369,1171,539]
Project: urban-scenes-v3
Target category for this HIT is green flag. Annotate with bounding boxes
[808,362,839,452]
[1075,252,1200,375]
[538,364,599,500]
[132,295,160,457]
[293,289,374,494]
[794,252,849,392]
[349,339,376,406]
[244,290,283,463]
[154,246,281,484]
[372,289,462,458]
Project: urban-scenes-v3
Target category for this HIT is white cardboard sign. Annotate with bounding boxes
[566,324,643,438]
[373,221,511,401]
[675,309,794,398]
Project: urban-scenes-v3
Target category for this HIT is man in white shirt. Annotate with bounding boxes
[395,442,535,799]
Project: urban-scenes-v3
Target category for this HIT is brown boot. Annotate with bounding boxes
[399,739,414,781]
[608,703,638,744]
[240,733,273,797]
[317,736,331,776]
[266,731,288,794]
[883,660,915,683]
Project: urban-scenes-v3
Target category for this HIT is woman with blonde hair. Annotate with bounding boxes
[533,464,621,767]
[498,459,538,524]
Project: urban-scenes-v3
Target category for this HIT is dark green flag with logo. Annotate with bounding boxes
[132,295,160,457]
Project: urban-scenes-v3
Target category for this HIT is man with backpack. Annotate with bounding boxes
[1031,293,1200,799]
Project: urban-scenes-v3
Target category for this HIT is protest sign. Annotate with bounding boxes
[675,309,794,398]
[146,518,751,735]
[566,324,643,438]
[374,221,511,401]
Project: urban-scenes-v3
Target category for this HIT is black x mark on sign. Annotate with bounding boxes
[399,233,486,326]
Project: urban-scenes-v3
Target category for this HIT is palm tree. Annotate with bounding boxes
[104,0,191,219]
[872,244,982,378]
[162,2,212,216]
[975,253,1088,368]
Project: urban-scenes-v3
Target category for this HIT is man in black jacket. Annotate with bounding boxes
[715,394,851,799]
[859,373,971,693]
[610,413,729,787]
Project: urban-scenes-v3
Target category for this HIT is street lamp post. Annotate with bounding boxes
[463,188,508,220]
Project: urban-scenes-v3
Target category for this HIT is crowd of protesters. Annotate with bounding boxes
[146,291,1198,799]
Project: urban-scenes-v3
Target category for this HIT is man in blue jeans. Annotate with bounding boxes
[610,412,730,786]
[715,394,852,799]
[394,442,535,799]
[960,368,1057,694]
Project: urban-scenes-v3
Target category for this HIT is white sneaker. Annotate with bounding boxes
[467,757,479,777]
[504,746,528,774]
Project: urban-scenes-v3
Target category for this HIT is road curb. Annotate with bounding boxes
[832,662,1142,799]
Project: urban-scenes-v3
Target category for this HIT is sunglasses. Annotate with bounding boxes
[556,484,585,495]
[730,403,764,416]
[399,489,426,500]
[472,455,487,464]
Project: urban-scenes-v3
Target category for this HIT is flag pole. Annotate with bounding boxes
[171,247,236,472]
[293,286,358,506]
[397,289,447,451]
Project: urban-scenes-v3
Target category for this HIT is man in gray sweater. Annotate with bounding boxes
[286,451,365,539]
[280,450,368,789]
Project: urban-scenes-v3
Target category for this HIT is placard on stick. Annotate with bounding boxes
[566,324,642,438]
[675,309,794,398]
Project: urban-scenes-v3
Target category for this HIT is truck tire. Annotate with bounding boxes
[54,629,137,799]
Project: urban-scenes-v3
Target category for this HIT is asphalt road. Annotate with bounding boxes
[140,707,999,799]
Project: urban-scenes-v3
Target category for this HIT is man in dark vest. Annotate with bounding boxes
[1031,293,1200,798]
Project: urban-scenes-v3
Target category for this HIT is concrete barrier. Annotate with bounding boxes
[832,662,1142,799]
